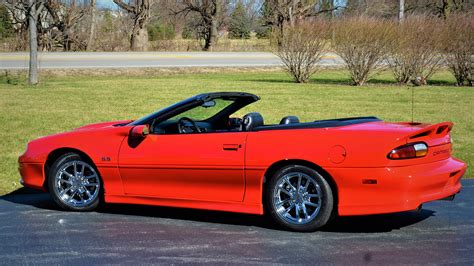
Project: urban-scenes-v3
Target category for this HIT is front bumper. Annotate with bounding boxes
[327,157,467,216]
[18,161,46,190]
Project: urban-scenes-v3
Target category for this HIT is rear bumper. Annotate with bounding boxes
[327,157,466,216]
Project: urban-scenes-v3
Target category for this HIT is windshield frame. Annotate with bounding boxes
[129,92,259,126]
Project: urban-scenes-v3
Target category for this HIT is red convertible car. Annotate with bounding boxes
[19,92,466,231]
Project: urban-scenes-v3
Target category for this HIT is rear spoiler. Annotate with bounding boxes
[397,122,453,146]
[407,122,453,140]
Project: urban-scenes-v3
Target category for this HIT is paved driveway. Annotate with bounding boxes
[0,180,472,264]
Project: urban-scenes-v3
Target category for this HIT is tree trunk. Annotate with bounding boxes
[398,0,405,22]
[86,0,96,51]
[28,0,38,85]
[203,16,217,51]
[441,0,451,19]
[131,25,149,51]
[62,28,71,51]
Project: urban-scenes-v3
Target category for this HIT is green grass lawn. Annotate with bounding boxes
[0,69,472,195]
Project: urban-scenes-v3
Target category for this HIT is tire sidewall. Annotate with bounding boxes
[265,165,334,232]
[48,153,101,212]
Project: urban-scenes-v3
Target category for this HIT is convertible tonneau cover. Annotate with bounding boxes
[255,116,382,131]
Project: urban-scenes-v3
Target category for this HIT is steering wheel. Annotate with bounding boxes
[178,117,201,134]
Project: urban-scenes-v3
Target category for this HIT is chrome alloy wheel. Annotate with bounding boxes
[273,172,322,225]
[54,160,100,208]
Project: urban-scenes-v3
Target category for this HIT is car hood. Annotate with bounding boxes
[74,120,133,131]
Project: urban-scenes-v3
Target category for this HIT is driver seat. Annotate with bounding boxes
[242,112,264,131]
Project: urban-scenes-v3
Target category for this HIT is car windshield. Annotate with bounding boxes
[167,98,234,122]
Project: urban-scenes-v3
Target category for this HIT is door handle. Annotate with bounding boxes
[223,144,241,151]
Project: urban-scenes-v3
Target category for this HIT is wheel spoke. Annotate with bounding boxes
[63,172,75,179]
[283,177,296,191]
[73,162,77,177]
[297,174,302,191]
[85,174,97,180]
[279,189,292,197]
[280,202,295,215]
[303,177,310,192]
[84,189,92,199]
[69,190,77,201]
[295,204,300,219]
[304,201,318,207]
[60,187,72,197]
[301,203,309,218]
[276,198,290,206]
[307,193,319,198]
[84,182,99,187]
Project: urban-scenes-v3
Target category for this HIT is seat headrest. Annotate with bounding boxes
[242,112,264,131]
[280,116,300,125]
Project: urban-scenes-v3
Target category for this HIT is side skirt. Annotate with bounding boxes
[104,194,264,215]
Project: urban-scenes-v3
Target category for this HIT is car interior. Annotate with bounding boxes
[150,98,301,135]
[146,94,379,135]
[152,112,302,134]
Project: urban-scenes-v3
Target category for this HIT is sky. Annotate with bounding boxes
[97,0,118,10]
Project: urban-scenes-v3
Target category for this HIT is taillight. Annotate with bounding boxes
[388,143,428,159]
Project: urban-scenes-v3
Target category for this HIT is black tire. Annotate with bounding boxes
[265,165,334,232]
[48,152,102,211]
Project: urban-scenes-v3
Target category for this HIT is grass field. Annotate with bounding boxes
[0,69,472,195]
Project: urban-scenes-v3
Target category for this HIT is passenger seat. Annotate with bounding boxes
[279,116,300,125]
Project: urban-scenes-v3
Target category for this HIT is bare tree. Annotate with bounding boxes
[274,19,329,83]
[45,0,89,51]
[3,0,46,84]
[332,16,395,86]
[86,0,95,50]
[113,0,151,51]
[173,0,225,51]
[262,0,340,36]
[27,0,43,84]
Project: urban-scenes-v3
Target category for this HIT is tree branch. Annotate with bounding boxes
[112,0,135,13]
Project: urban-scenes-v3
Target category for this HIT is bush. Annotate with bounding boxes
[443,14,474,86]
[147,23,175,41]
[332,16,395,86]
[273,20,329,83]
[388,16,444,86]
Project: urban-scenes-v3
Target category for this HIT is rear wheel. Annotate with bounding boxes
[265,165,334,232]
[48,153,101,211]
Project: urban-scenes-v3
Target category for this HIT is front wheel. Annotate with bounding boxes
[48,153,102,211]
[265,165,334,232]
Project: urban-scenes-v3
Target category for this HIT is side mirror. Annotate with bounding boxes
[130,125,150,138]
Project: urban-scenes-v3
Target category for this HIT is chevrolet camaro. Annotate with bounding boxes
[19,92,467,231]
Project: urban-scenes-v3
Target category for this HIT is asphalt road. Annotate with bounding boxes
[0,52,343,69]
[0,180,473,264]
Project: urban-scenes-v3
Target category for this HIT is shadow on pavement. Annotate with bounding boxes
[1,188,434,233]
[324,209,435,233]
